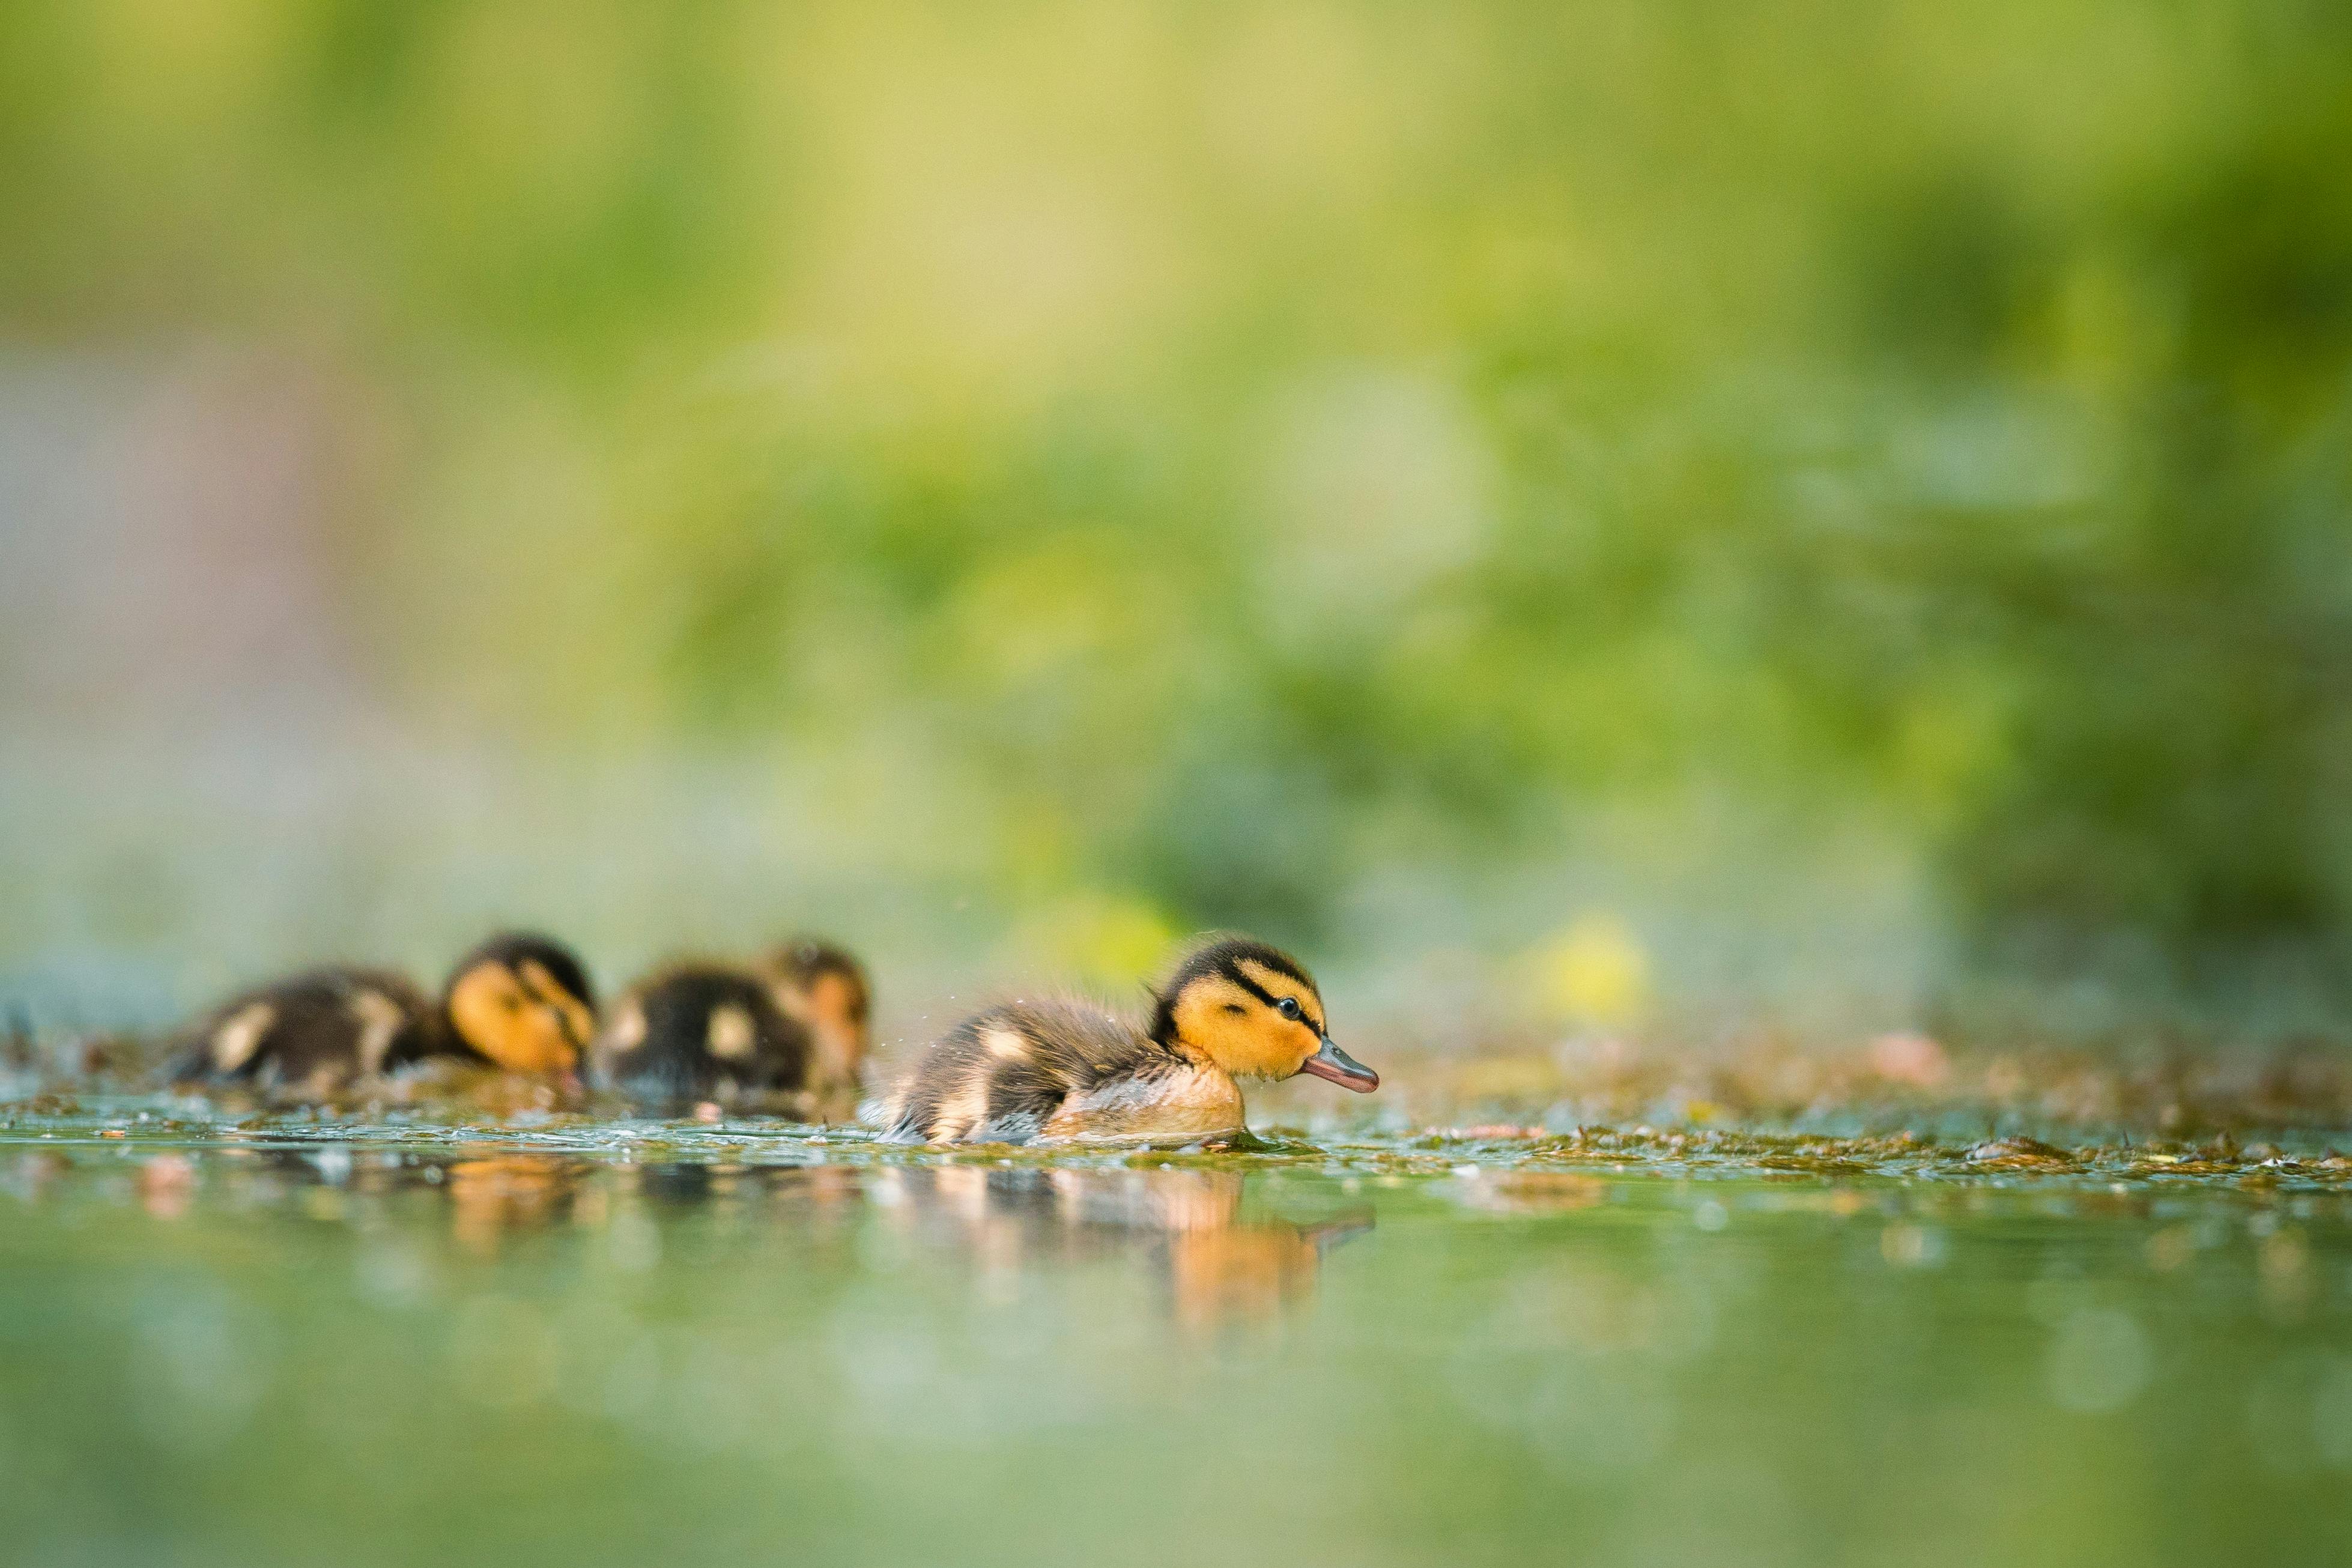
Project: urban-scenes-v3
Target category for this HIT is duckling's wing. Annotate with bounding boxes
[869,1006,1013,1142]
[348,973,441,1072]
[167,969,429,1090]
[165,991,277,1084]
[878,1000,1165,1144]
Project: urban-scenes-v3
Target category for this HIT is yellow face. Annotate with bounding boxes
[773,969,870,1085]
[447,958,591,1076]
[1168,957,1330,1081]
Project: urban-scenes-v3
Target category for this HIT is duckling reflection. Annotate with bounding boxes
[563,1160,866,1238]
[870,1166,1371,1327]
[444,1154,581,1256]
[210,1143,408,1206]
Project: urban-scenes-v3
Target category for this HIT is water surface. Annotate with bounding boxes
[2,1100,2348,1567]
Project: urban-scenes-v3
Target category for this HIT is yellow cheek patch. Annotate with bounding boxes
[529,1023,581,1074]
[448,965,521,1068]
[518,960,593,1049]
[773,972,870,1086]
[810,972,865,1030]
[449,964,578,1076]
[1168,975,1315,1081]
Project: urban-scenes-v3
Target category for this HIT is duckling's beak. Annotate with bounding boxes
[1298,1036,1379,1092]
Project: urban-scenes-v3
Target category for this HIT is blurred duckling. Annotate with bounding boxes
[593,939,871,1115]
[759,939,873,1115]
[592,963,810,1103]
[870,935,1377,1146]
[168,933,595,1100]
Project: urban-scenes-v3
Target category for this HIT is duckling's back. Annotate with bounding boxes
[873,997,1178,1143]
[593,964,814,1103]
[167,967,438,1095]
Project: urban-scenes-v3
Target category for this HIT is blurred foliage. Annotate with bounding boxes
[5,0,2352,1014]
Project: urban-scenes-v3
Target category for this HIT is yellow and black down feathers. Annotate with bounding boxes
[592,964,815,1101]
[874,998,1189,1144]
[168,967,441,1095]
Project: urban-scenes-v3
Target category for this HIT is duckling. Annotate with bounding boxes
[593,963,816,1104]
[759,938,873,1114]
[166,932,595,1100]
[870,935,1378,1146]
[593,937,873,1114]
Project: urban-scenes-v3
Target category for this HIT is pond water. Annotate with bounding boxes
[2,1100,2348,1567]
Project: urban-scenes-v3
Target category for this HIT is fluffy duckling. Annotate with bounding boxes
[760,939,873,1112]
[871,935,1377,1146]
[593,938,873,1113]
[167,933,595,1099]
[591,963,813,1103]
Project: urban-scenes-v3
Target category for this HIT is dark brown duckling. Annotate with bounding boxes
[593,938,873,1116]
[166,932,596,1100]
[869,934,1378,1146]
[592,963,815,1104]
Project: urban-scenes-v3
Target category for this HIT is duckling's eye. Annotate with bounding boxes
[1275,996,1302,1021]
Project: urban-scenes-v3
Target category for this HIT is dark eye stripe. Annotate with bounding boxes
[1221,961,1323,1031]
[1225,966,1278,1007]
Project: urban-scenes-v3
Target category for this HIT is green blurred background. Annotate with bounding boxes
[4,0,2351,1051]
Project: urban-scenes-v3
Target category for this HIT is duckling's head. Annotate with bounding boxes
[761,938,872,1082]
[1147,937,1378,1092]
[443,933,596,1076]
